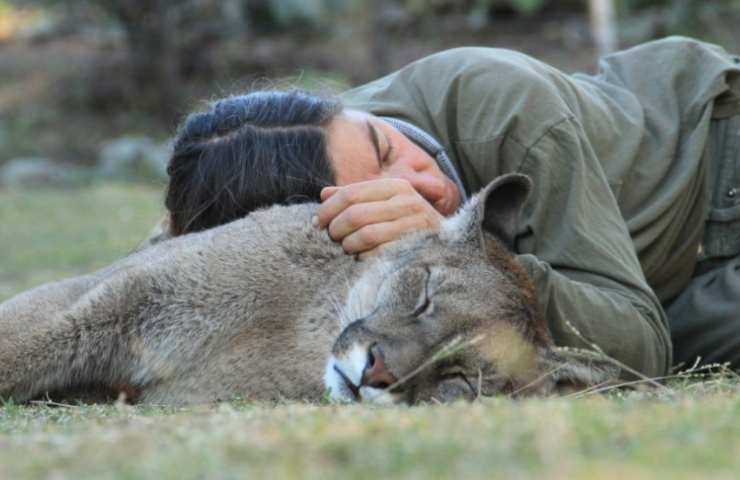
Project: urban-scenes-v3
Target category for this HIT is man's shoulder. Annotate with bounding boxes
[398,46,559,80]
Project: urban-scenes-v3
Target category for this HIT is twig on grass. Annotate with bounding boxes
[560,317,675,396]
[29,399,81,409]
[386,334,485,394]
[509,364,566,397]
[567,362,736,398]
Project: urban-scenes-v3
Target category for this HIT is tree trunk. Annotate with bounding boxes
[99,0,182,123]
[588,0,618,58]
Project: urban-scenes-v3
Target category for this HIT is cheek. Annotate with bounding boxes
[333,158,381,186]
[396,146,436,172]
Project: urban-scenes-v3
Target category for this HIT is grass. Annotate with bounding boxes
[1,183,740,479]
[0,182,165,301]
[2,387,740,480]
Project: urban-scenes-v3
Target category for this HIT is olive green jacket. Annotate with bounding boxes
[340,36,740,377]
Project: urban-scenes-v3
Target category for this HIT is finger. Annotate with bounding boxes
[327,195,420,241]
[320,186,340,201]
[393,171,457,214]
[340,215,432,254]
[317,179,414,227]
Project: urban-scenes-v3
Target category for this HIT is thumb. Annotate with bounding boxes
[396,172,459,216]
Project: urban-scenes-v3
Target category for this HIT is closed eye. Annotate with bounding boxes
[369,122,394,167]
[382,139,394,165]
[412,295,431,317]
[411,267,433,317]
[440,371,477,396]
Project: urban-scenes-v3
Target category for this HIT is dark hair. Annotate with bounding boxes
[165,90,342,236]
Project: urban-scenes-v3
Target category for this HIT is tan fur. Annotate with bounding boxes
[0,175,617,405]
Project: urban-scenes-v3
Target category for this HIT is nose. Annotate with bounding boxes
[361,344,398,389]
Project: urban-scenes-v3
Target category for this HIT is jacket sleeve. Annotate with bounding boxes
[513,116,671,378]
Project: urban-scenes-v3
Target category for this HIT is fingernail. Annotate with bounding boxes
[311,215,319,227]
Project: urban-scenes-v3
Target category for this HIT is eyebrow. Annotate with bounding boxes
[366,120,383,169]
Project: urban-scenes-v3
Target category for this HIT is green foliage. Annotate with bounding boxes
[404,0,549,16]
[509,0,546,15]
[621,0,740,10]
[620,0,740,36]
[403,0,740,19]
[267,0,357,27]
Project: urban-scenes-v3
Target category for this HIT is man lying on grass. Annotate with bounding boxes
[3,36,740,404]
[160,36,740,376]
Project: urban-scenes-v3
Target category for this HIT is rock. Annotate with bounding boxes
[0,158,90,188]
[97,136,170,183]
[16,13,63,44]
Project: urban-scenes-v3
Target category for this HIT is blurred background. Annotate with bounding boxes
[2,0,740,299]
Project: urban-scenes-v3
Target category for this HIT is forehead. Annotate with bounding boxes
[380,234,481,279]
[326,110,381,186]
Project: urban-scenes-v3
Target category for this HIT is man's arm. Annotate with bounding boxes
[518,255,670,377]
[514,117,671,377]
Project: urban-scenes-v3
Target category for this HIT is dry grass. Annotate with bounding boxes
[2,384,740,480]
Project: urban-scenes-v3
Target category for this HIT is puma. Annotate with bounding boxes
[0,174,614,405]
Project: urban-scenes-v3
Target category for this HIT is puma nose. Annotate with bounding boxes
[361,344,397,389]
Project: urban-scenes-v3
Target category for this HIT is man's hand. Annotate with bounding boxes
[317,178,444,258]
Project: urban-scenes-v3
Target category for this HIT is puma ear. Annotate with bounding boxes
[440,173,532,250]
[478,173,532,250]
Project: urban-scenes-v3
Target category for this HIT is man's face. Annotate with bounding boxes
[325,109,461,216]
